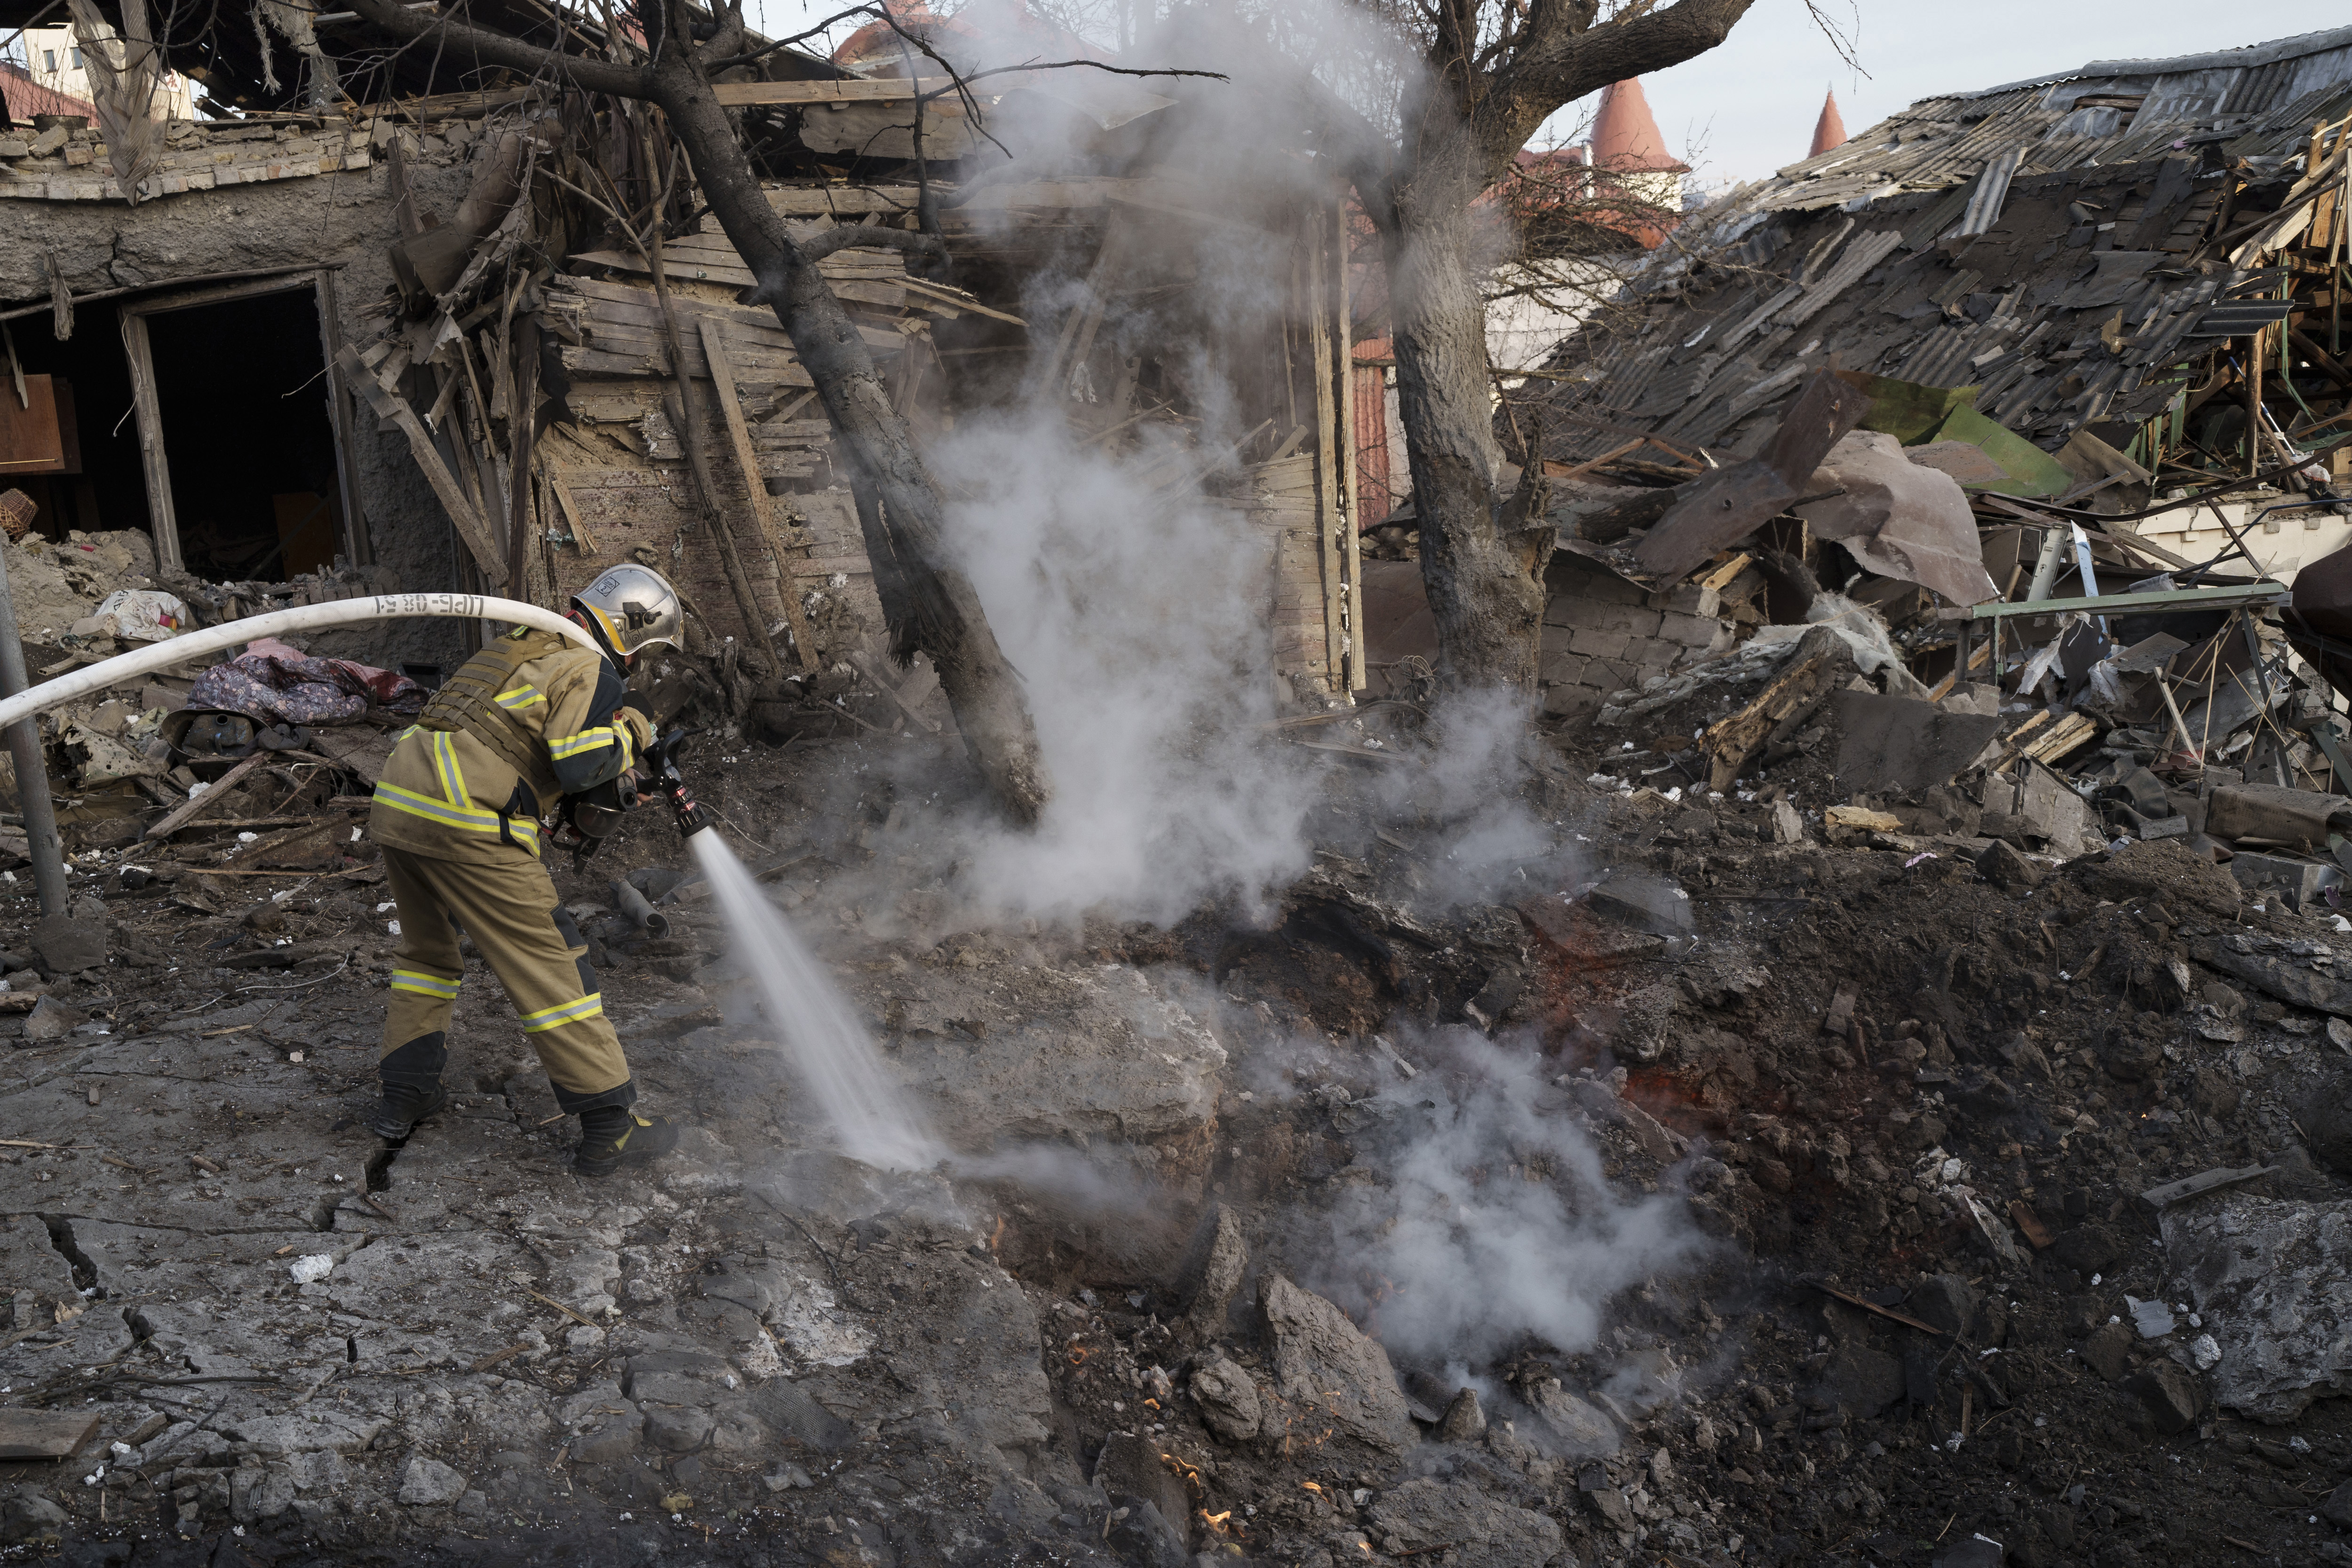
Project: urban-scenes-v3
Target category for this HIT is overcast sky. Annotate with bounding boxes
[749,0,2334,188]
[1599,0,2335,189]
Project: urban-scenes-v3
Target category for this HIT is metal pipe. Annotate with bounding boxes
[0,594,596,737]
[2024,523,2069,602]
[0,546,68,915]
[609,878,667,938]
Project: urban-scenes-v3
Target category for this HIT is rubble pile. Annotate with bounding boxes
[0,697,2346,1568]
[21,20,2352,1568]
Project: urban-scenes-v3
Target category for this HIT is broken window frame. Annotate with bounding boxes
[116,268,369,577]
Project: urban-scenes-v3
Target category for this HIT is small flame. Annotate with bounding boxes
[1067,1348,1088,1366]
[1301,1481,1323,1495]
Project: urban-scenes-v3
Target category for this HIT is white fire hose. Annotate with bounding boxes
[0,594,598,735]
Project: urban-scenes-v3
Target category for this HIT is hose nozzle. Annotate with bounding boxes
[645,725,711,839]
[668,785,713,839]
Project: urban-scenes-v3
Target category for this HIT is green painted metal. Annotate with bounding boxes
[1951,581,2290,621]
[1844,370,1983,444]
[1927,405,2080,497]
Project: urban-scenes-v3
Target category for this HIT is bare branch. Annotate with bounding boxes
[1477,0,1756,176]
[700,2,873,71]
[341,0,647,96]
[913,58,1232,103]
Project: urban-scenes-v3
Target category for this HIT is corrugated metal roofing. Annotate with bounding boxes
[1513,26,2352,475]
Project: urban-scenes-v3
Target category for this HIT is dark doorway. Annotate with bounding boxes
[4,306,141,542]
[143,289,344,580]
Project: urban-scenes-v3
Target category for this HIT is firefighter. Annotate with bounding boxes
[363,564,684,1177]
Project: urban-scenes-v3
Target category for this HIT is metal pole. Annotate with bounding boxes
[0,548,68,915]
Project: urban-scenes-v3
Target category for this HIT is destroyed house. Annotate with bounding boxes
[1510,24,2352,718]
[0,9,1369,710]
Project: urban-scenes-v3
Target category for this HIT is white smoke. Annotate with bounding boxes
[841,0,1573,927]
[1311,1033,1705,1370]
[920,421,1321,924]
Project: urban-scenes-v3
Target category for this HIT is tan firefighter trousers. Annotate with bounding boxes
[377,844,635,1112]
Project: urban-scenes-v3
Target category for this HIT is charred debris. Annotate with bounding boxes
[21,14,2352,1568]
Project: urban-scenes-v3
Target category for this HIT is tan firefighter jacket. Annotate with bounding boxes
[369,625,652,866]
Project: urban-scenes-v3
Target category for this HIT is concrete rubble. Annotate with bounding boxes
[19,14,2352,1568]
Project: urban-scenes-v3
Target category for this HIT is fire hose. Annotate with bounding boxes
[0,591,713,853]
[0,594,598,734]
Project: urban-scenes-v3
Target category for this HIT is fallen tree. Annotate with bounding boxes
[342,0,1054,822]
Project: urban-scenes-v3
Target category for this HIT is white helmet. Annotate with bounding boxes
[572,564,683,658]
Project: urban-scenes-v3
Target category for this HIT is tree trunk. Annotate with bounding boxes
[1379,120,1552,700]
[646,60,1049,820]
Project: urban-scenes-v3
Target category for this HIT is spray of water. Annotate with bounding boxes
[690,833,943,1171]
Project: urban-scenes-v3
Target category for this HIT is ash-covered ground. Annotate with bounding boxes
[4,712,2352,1568]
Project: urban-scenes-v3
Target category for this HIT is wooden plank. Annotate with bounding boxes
[749,420,833,447]
[2140,1164,2273,1210]
[897,274,1025,326]
[0,1407,100,1460]
[1810,1281,1946,1337]
[143,751,270,840]
[1335,194,1364,693]
[1986,709,2054,771]
[2021,712,2099,765]
[118,312,183,574]
[572,318,801,369]
[569,247,906,284]
[557,345,817,388]
[712,76,966,107]
[572,299,798,353]
[556,274,787,326]
[332,345,506,580]
[1697,552,1754,593]
[697,317,818,674]
[1305,210,1344,692]
[765,184,926,218]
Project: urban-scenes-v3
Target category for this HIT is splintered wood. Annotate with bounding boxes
[1700,651,1838,792]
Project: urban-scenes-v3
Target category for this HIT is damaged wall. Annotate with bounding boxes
[2,111,491,671]
[1540,553,1739,719]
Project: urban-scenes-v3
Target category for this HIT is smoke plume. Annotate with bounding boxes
[1309,1033,1705,1371]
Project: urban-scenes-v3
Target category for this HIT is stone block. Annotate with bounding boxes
[1583,658,1640,696]
[2018,769,2094,852]
[397,1456,467,1506]
[2230,852,2331,912]
[1537,650,1589,688]
[1258,1274,1416,1451]
[1567,627,1633,660]
[1657,611,1723,647]
[30,915,104,974]
[2121,1361,2207,1433]
[1543,684,1602,719]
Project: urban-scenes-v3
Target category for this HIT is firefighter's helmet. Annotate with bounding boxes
[572,564,683,658]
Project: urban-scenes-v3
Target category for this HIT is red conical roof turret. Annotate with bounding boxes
[1591,78,1683,173]
[1810,88,1848,157]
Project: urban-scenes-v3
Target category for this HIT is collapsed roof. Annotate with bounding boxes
[1519,24,2352,466]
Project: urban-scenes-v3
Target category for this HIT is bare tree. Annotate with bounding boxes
[1327,0,1760,701]
[342,0,1056,822]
